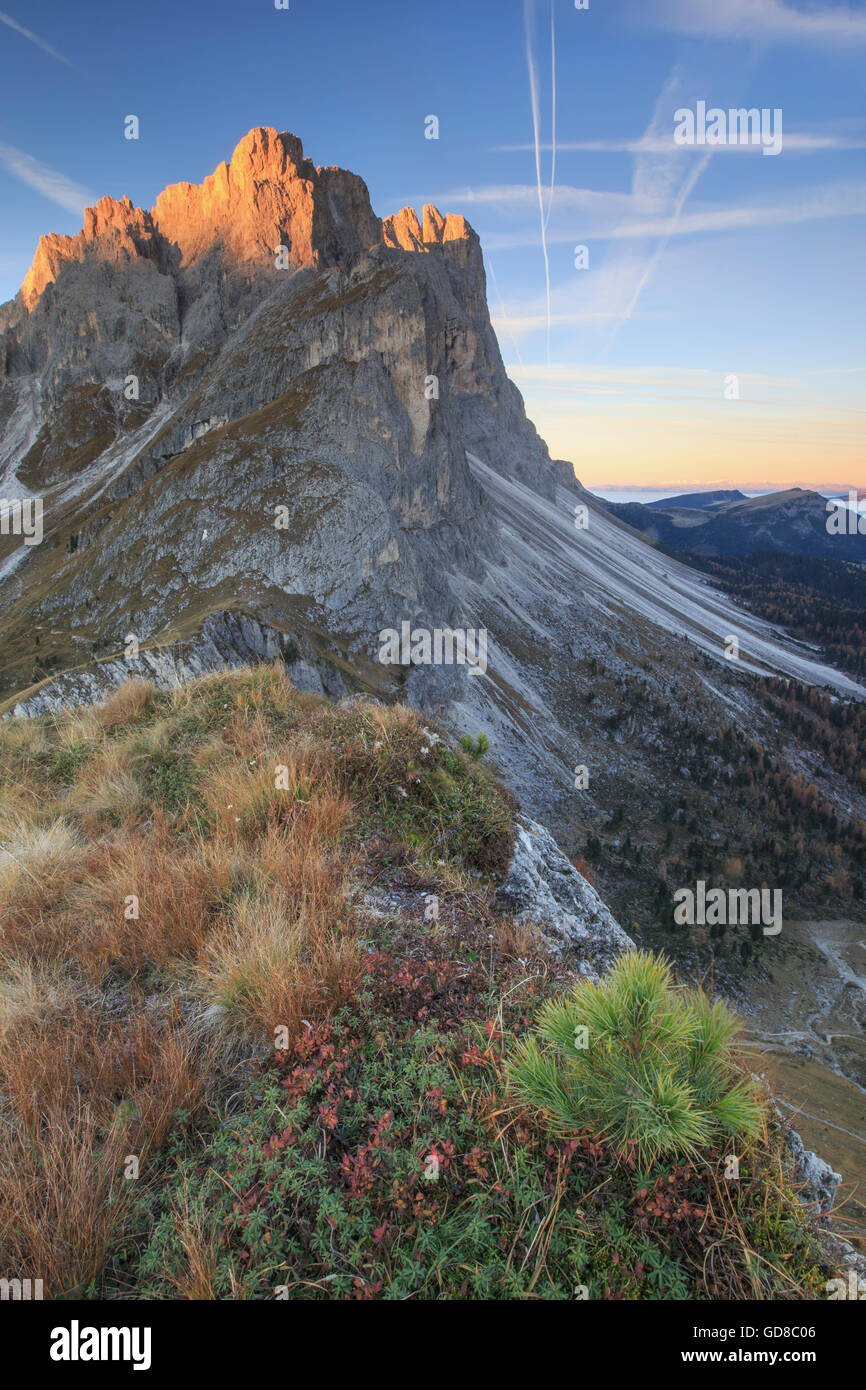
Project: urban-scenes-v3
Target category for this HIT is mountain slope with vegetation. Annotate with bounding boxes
[0,665,843,1300]
[682,551,866,682]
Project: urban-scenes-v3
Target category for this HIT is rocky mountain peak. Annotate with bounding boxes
[18,127,394,312]
[383,203,475,253]
[0,124,578,713]
[20,194,160,310]
[151,126,382,274]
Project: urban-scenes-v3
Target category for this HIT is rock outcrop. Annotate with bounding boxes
[9,611,350,717]
[784,1122,843,1216]
[20,195,162,310]
[383,204,475,257]
[496,817,634,977]
[15,129,482,328]
[152,127,382,274]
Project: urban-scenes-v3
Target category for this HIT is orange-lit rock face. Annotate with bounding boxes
[382,203,473,253]
[20,195,160,309]
[19,129,475,311]
[154,128,325,269]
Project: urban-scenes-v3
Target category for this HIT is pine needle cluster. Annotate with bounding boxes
[509,950,764,1165]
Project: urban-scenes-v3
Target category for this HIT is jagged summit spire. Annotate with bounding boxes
[383,204,474,252]
[18,127,476,310]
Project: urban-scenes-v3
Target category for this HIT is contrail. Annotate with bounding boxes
[621,151,710,324]
[544,1,557,237]
[0,9,70,65]
[486,255,525,366]
[604,54,768,353]
[602,68,711,355]
[523,0,553,359]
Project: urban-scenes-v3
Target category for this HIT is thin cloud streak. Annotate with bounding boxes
[507,364,803,390]
[523,0,553,357]
[0,9,70,64]
[602,69,711,353]
[0,142,92,215]
[492,311,645,341]
[485,255,525,366]
[544,1,556,236]
[640,0,866,48]
[493,133,866,154]
[442,178,866,251]
[515,385,866,415]
[607,181,866,239]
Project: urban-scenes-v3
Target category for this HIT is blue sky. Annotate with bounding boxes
[0,0,864,487]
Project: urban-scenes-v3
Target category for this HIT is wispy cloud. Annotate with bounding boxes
[0,9,70,64]
[435,177,866,250]
[494,132,866,155]
[544,2,556,238]
[0,142,92,215]
[523,0,555,357]
[434,182,649,217]
[607,179,866,239]
[601,68,711,351]
[505,365,866,428]
[492,309,636,338]
[640,0,866,47]
[506,364,803,391]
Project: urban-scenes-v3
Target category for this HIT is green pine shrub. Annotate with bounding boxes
[508,949,764,1166]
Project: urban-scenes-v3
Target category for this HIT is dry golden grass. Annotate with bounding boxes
[571,854,597,887]
[0,1101,128,1298]
[195,813,360,1045]
[0,1004,208,1143]
[195,890,360,1045]
[53,704,102,749]
[0,663,468,1295]
[62,828,237,977]
[0,667,362,1292]
[219,709,275,760]
[199,738,340,840]
[0,784,41,843]
[492,915,541,960]
[0,996,213,1291]
[166,1193,221,1300]
[65,740,142,832]
[0,821,85,948]
[97,678,156,730]
[0,717,49,762]
[163,1188,248,1300]
[0,956,81,1041]
[201,759,281,839]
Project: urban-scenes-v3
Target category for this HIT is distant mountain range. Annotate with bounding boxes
[601,488,866,561]
[646,489,746,511]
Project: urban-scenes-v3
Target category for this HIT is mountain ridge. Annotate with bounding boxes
[603,487,866,560]
[1,126,864,877]
[17,128,464,311]
[646,488,747,510]
[0,126,575,714]
[3,130,866,1205]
